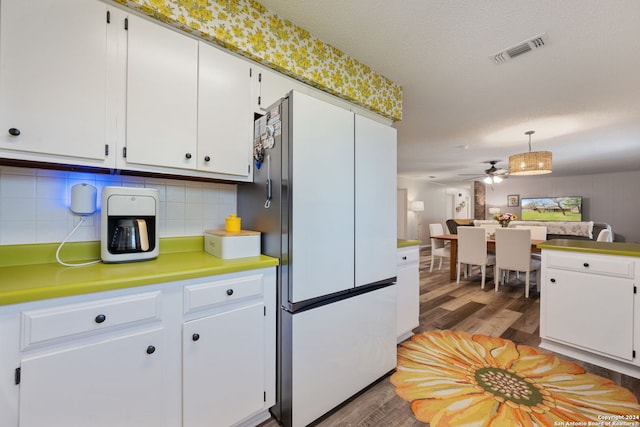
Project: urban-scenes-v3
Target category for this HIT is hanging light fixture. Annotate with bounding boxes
[508,130,552,175]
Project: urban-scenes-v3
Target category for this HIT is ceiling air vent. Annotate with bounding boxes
[490,32,549,64]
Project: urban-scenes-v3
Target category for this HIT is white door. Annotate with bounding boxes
[355,115,397,286]
[182,303,265,427]
[125,14,198,170]
[197,42,252,177]
[0,0,109,164]
[19,329,163,427]
[290,91,355,302]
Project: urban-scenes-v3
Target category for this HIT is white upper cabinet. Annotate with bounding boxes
[0,0,113,167]
[197,42,252,177]
[124,13,199,171]
[253,65,308,113]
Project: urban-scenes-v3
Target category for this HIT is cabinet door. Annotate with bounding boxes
[254,66,308,112]
[19,329,163,427]
[0,0,110,165]
[125,14,198,170]
[197,42,252,177]
[355,115,397,286]
[544,269,634,361]
[183,302,265,427]
[397,248,420,340]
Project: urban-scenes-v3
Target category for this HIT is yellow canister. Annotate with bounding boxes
[225,214,241,232]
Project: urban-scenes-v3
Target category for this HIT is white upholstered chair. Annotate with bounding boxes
[515,225,547,240]
[597,229,613,242]
[478,224,499,239]
[457,227,495,289]
[428,223,450,272]
[493,228,541,298]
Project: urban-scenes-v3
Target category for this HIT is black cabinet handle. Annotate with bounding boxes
[192,333,200,341]
[226,289,234,296]
[8,128,20,136]
[583,263,590,268]
[185,153,192,159]
[204,156,211,162]
[146,345,156,355]
[95,314,106,324]
[550,278,556,283]
[402,256,407,260]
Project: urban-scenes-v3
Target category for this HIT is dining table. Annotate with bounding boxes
[431,233,545,280]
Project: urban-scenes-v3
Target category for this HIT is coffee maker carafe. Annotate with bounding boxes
[101,187,159,263]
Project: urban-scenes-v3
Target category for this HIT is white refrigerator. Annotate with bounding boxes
[238,90,397,427]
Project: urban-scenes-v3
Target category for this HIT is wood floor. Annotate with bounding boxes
[259,247,640,427]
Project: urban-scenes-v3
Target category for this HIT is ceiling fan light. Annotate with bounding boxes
[483,176,493,184]
[493,175,503,183]
[508,151,552,175]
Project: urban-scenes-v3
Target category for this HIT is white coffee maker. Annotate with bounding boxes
[101,187,159,263]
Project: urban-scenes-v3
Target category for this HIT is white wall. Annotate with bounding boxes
[484,170,640,243]
[398,177,449,243]
[0,166,237,245]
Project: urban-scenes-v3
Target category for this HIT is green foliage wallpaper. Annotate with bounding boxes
[114,0,403,120]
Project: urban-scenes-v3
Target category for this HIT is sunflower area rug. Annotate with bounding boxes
[391,330,640,426]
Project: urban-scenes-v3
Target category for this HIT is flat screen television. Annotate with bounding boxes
[520,196,583,222]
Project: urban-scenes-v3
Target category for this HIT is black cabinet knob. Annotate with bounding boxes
[146,345,156,355]
[402,256,407,260]
[185,153,192,159]
[583,263,590,268]
[204,156,211,162]
[550,278,556,283]
[192,333,200,341]
[95,314,106,324]
[8,128,20,136]
[226,289,234,296]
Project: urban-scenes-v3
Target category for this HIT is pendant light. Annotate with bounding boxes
[508,130,552,175]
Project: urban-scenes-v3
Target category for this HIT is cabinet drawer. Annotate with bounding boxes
[397,247,419,266]
[546,252,634,279]
[184,274,263,314]
[21,292,162,350]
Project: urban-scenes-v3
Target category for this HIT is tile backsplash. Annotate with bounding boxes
[0,166,237,245]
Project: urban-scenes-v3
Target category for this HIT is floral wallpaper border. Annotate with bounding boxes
[113,0,403,121]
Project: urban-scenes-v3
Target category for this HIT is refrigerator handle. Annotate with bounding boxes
[264,154,272,208]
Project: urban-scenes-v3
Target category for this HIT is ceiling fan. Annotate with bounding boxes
[461,160,509,184]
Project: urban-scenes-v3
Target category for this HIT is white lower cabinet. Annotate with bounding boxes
[540,249,639,378]
[19,328,164,427]
[182,273,273,427]
[396,246,420,342]
[0,268,276,427]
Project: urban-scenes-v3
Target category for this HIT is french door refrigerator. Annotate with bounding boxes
[238,90,397,427]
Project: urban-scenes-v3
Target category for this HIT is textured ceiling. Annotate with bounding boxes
[257,0,640,184]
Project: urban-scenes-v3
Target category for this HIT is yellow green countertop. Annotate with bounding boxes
[398,239,421,248]
[538,239,640,257]
[0,237,278,306]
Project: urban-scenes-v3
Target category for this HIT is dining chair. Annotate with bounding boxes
[515,225,547,240]
[596,229,613,242]
[428,223,451,272]
[514,225,547,263]
[493,228,541,298]
[478,224,499,239]
[456,227,495,289]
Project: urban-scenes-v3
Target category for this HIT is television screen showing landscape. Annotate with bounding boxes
[520,196,583,221]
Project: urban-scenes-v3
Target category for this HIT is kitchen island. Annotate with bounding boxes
[538,239,640,379]
[0,237,278,427]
